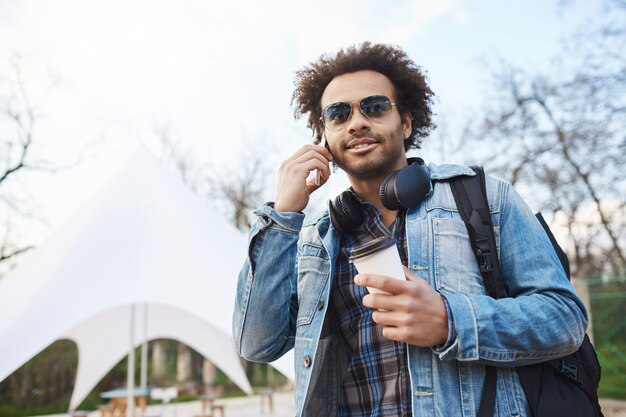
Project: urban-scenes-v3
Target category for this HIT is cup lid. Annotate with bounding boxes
[349,236,396,260]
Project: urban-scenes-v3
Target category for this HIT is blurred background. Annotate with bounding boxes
[0,0,624,415]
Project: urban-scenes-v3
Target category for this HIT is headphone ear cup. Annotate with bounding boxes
[380,171,401,211]
[329,191,364,235]
[380,163,431,210]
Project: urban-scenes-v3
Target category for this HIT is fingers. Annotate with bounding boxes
[362,291,411,311]
[284,144,332,165]
[306,167,331,193]
[286,151,329,174]
[372,304,449,347]
[372,309,406,331]
[280,157,327,180]
[355,273,414,295]
[357,272,450,346]
[274,144,332,212]
[369,307,427,345]
[278,147,332,188]
[403,265,419,281]
[381,325,413,343]
[288,147,332,193]
[295,149,332,183]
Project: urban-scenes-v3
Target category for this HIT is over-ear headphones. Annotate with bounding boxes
[328,190,365,236]
[380,158,431,211]
[329,158,431,235]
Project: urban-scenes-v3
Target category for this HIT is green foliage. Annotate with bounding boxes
[245,361,288,389]
[589,277,626,400]
[0,339,77,417]
[0,400,69,417]
[75,348,133,411]
[0,338,254,416]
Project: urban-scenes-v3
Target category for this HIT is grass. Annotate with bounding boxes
[0,399,68,417]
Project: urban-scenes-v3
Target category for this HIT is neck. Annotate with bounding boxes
[348,159,408,228]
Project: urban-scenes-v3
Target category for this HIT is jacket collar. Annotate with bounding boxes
[303,162,476,228]
[427,162,476,181]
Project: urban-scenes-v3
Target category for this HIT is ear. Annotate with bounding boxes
[401,111,412,140]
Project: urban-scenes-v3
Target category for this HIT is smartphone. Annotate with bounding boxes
[315,136,327,186]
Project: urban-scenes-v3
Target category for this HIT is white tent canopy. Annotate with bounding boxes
[64,303,246,410]
[0,147,294,410]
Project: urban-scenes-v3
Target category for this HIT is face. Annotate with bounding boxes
[320,70,412,181]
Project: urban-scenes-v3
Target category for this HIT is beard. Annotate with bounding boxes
[330,124,406,180]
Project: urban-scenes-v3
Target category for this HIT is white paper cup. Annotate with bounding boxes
[350,236,405,294]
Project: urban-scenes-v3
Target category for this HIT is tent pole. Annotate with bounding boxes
[127,304,135,417]
[140,303,148,389]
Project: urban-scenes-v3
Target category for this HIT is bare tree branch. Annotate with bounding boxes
[0,56,65,271]
[0,245,34,263]
[0,59,35,186]
[157,128,272,233]
[463,4,626,278]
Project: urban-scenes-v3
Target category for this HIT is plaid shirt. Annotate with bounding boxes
[329,193,412,417]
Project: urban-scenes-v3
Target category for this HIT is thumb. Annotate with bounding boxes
[403,265,420,282]
[305,178,321,194]
[305,170,329,194]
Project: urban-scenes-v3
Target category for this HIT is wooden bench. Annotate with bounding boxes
[195,395,225,417]
[259,390,274,415]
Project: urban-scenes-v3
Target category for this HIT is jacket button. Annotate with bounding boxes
[316,300,324,310]
[303,356,311,367]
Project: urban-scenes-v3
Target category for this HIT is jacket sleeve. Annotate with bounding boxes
[434,181,589,366]
[232,203,304,363]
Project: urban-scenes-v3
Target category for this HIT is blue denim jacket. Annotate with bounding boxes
[232,163,588,417]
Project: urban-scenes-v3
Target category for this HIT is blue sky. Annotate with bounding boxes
[0,0,605,243]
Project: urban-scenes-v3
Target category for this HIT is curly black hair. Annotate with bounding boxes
[292,42,436,151]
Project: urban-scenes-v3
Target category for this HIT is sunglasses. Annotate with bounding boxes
[320,95,396,131]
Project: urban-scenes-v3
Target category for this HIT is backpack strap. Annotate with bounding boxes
[450,168,604,417]
[449,166,507,417]
[477,366,498,417]
[535,213,571,279]
[449,166,507,299]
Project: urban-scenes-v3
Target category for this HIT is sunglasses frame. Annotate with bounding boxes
[320,95,397,131]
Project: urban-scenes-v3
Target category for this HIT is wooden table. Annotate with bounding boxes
[258,389,274,415]
[197,395,225,417]
[99,387,150,417]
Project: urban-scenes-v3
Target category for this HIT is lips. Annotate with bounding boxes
[346,137,378,150]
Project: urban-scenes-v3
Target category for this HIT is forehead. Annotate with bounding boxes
[320,70,396,108]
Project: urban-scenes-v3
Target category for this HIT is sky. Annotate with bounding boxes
[0,0,605,247]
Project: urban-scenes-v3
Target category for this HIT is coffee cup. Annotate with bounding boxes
[350,236,405,294]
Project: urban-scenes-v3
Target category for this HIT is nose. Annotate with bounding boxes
[346,105,371,135]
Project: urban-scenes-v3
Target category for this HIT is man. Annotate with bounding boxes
[232,43,588,417]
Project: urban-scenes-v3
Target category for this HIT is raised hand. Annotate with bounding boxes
[274,144,332,213]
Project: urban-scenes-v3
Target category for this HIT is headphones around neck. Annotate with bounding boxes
[329,158,431,235]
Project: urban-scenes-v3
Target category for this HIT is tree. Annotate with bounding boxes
[204,150,270,231]
[0,58,38,272]
[466,1,625,279]
[158,128,272,232]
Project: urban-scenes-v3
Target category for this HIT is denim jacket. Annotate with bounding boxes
[232,163,588,417]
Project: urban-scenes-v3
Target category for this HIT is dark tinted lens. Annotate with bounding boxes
[322,102,352,129]
[360,95,392,118]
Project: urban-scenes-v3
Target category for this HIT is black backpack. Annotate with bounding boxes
[449,166,603,417]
